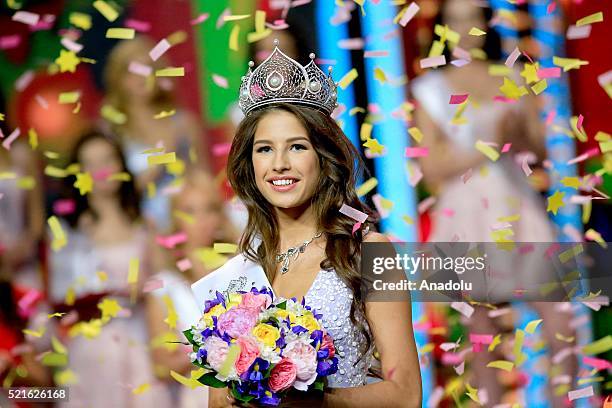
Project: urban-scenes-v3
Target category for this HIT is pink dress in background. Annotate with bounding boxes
[49,226,173,408]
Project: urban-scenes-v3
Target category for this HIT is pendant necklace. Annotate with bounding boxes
[275,232,323,274]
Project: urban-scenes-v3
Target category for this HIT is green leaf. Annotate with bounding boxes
[313,379,324,392]
[231,385,255,403]
[276,300,287,310]
[197,372,227,388]
[183,328,195,345]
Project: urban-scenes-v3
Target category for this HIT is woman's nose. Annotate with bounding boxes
[272,150,290,172]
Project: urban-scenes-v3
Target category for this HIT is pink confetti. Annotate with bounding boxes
[149,39,171,61]
[501,143,512,153]
[568,386,593,401]
[291,0,312,6]
[156,232,188,249]
[488,307,512,318]
[372,194,390,219]
[266,20,290,30]
[407,163,423,186]
[92,168,113,181]
[521,51,535,64]
[53,199,76,215]
[597,70,612,87]
[567,147,599,165]
[339,203,368,223]
[454,361,465,375]
[547,1,557,14]
[440,208,455,218]
[15,70,34,92]
[521,155,533,177]
[451,59,471,68]
[537,67,561,78]
[405,147,429,158]
[451,301,474,318]
[2,128,20,150]
[128,61,152,77]
[582,356,612,371]
[452,46,471,60]
[338,38,364,50]
[143,278,164,292]
[461,168,473,183]
[505,46,521,68]
[567,24,591,40]
[12,11,40,26]
[418,196,436,214]
[0,35,21,50]
[190,13,210,26]
[420,55,446,69]
[545,110,556,125]
[331,103,346,119]
[576,113,584,131]
[518,243,535,254]
[212,142,232,157]
[449,94,469,104]
[177,258,192,272]
[125,18,151,32]
[351,222,362,236]
[35,94,49,110]
[470,333,494,344]
[216,8,230,29]
[60,37,83,53]
[364,50,389,58]
[427,386,444,408]
[212,74,229,89]
[398,2,420,27]
[493,96,518,103]
[17,289,41,316]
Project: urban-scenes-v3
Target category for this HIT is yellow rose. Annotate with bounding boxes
[274,309,296,323]
[226,293,243,310]
[295,313,320,332]
[252,323,280,347]
[202,304,226,327]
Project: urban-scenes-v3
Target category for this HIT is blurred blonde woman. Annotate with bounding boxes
[104,36,207,232]
[145,170,238,408]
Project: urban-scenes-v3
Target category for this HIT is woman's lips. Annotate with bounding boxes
[268,180,299,192]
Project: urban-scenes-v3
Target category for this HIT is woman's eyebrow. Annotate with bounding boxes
[253,136,310,145]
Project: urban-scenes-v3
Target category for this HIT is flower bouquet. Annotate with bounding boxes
[183,287,338,406]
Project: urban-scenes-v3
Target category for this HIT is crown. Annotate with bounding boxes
[238,39,338,116]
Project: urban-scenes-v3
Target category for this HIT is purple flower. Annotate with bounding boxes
[291,325,308,335]
[317,357,338,376]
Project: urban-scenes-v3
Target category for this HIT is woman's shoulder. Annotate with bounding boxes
[363,230,390,244]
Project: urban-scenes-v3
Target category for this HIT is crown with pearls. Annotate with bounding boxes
[238,39,338,116]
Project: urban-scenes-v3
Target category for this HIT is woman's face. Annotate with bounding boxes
[175,187,223,247]
[78,138,123,196]
[442,0,486,51]
[120,55,155,102]
[251,110,321,212]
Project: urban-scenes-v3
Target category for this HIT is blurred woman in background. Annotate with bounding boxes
[412,0,576,405]
[49,131,172,408]
[103,36,206,233]
[145,169,238,408]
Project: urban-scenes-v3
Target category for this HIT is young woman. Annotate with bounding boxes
[209,44,422,407]
[411,0,576,405]
[49,131,172,408]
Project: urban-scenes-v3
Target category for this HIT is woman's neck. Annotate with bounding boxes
[88,193,123,220]
[275,204,320,251]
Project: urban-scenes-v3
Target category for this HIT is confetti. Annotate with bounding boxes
[55,50,80,73]
[486,360,514,372]
[567,24,592,40]
[190,13,209,26]
[339,203,369,223]
[147,152,176,166]
[338,38,365,50]
[128,258,139,284]
[93,0,119,22]
[98,298,123,319]
[583,335,612,355]
[568,385,594,401]
[553,56,589,72]
[364,50,389,58]
[128,61,152,77]
[408,127,424,143]
[582,356,612,371]
[449,94,469,104]
[12,11,40,26]
[69,12,91,30]
[418,196,436,214]
[176,258,192,272]
[106,28,135,39]
[420,55,446,69]
[132,383,150,395]
[125,18,151,32]
[338,68,358,90]
[154,110,176,119]
[531,79,548,95]
[48,216,67,251]
[0,34,21,50]
[2,128,21,150]
[53,199,76,216]
[229,25,240,51]
[214,243,238,253]
[450,301,474,318]
[15,70,34,92]
[404,147,428,158]
[356,177,378,197]
[505,46,521,68]
[469,27,486,36]
[499,77,528,99]
[396,2,419,27]
[546,190,565,215]
[149,39,171,61]
[576,12,603,26]
[58,91,80,104]
[475,140,500,162]
[74,172,93,195]
[60,37,83,53]
[155,67,184,77]
[524,318,543,334]
[212,74,229,89]
[372,194,393,219]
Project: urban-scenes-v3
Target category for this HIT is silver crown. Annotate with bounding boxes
[238,39,338,116]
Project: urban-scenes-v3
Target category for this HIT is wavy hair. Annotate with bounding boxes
[227,103,377,360]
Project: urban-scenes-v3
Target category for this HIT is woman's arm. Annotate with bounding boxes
[414,104,487,191]
[323,233,422,408]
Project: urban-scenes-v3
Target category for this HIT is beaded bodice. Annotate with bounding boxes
[304,269,373,388]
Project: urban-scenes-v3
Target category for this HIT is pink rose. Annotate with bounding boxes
[320,334,335,359]
[283,340,318,391]
[240,292,272,311]
[235,336,260,375]
[203,336,230,371]
[269,358,297,393]
[217,307,259,338]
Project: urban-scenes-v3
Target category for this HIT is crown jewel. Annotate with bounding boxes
[238,40,338,116]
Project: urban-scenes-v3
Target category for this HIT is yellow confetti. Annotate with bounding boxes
[17,177,35,190]
[163,295,178,329]
[585,228,607,248]
[0,172,17,180]
[561,177,581,189]
[128,258,139,284]
[106,28,135,39]
[465,382,480,403]
[419,343,435,354]
[521,62,540,84]
[360,122,372,141]
[499,77,528,99]
[475,140,500,161]
[487,360,514,372]
[167,30,188,45]
[54,369,77,386]
[356,177,378,197]
[553,56,589,72]
[69,12,91,30]
[93,0,119,22]
[488,334,502,352]
[247,29,272,43]
[132,383,150,395]
[97,271,108,282]
[531,79,548,95]
[402,215,414,225]
[349,107,365,116]
[408,127,424,143]
[338,68,358,90]
[576,12,603,26]
[170,370,204,389]
[559,244,583,263]
[451,99,469,125]
[47,312,66,319]
[55,50,80,73]
[41,352,68,367]
[154,109,176,119]
[98,298,123,320]
[148,152,176,166]
[434,24,460,44]
[174,210,194,225]
[107,172,131,182]
[254,10,266,32]
[374,67,387,83]
[583,336,612,355]
[570,116,588,142]
[74,172,93,195]
[155,67,185,77]
[100,104,127,125]
[193,247,228,270]
[229,24,240,51]
[213,243,238,253]
[23,327,46,338]
[546,190,565,215]
[363,137,385,155]
[469,27,486,36]
[513,329,527,367]
[223,14,251,21]
[427,40,445,57]
[48,216,67,251]
[555,333,575,342]
[488,64,513,77]
[58,91,80,104]
[219,343,241,378]
[65,287,75,306]
[525,319,543,334]
[147,181,156,199]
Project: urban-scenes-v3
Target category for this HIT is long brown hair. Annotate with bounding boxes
[227,103,377,358]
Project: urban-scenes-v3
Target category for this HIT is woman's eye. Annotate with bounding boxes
[256,146,271,153]
[290,144,307,151]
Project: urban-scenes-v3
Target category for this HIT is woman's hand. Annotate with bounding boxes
[209,387,240,408]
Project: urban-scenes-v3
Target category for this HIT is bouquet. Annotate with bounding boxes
[184,287,339,406]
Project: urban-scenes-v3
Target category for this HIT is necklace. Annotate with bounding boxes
[275,232,323,274]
